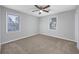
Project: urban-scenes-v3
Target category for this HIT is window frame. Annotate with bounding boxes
[6,12,20,33]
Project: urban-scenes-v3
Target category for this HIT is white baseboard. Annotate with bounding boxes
[40,33,77,42]
[2,33,38,45]
[1,33,77,45]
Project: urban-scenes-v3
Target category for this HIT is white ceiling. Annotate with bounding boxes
[3,5,77,17]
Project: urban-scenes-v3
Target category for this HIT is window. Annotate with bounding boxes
[50,17,57,30]
[7,14,20,32]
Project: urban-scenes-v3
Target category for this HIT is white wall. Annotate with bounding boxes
[0,6,76,45]
[1,6,39,44]
[75,6,79,49]
[40,10,75,42]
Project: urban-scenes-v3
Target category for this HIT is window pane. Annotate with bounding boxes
[7,14,19,32]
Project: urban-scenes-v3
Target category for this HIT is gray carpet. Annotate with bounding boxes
[1,34,79,54]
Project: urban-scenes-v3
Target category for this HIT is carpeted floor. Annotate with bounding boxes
[1,34,79,54]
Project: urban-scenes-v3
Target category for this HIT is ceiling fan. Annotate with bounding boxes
[32,5,50,14]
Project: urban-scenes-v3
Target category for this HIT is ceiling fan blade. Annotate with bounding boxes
[35,5,42,10]
[43,5,50,9]
[32,10,39,12]
[43,10,49,12]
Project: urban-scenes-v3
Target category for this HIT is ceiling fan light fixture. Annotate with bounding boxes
[39,10,43,13]
[33,5,50,15]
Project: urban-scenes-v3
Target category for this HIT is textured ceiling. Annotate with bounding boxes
[3,5,76,17]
